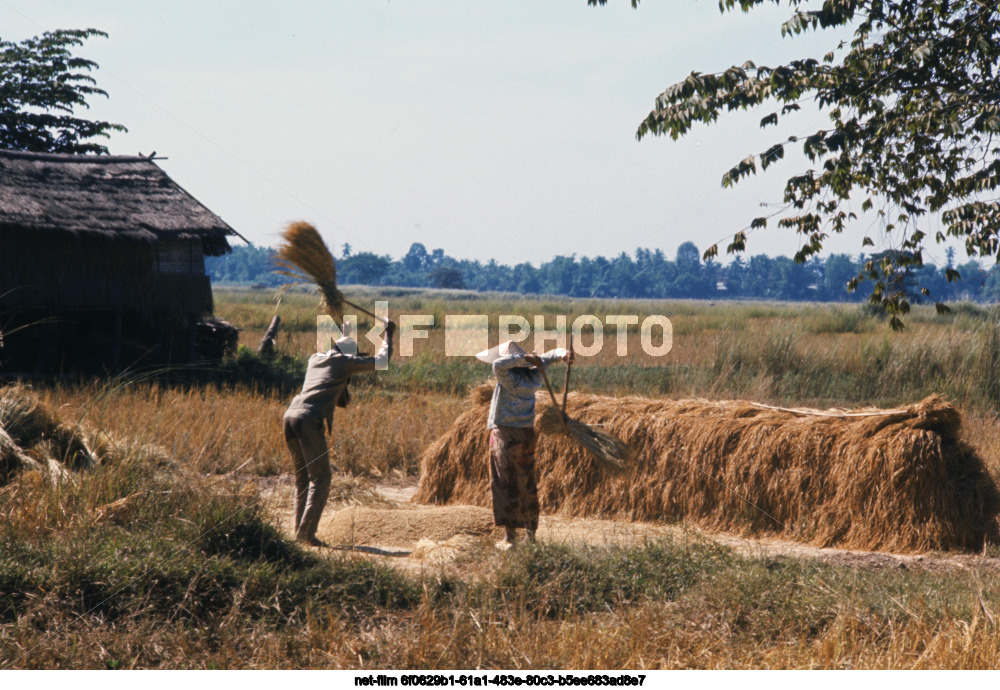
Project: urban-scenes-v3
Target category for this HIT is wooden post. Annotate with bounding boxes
[258,315,281,356]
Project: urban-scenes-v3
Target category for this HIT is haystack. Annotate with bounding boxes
[413,387,1000,553]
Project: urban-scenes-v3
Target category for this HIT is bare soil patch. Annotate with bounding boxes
[261,477,1000,574]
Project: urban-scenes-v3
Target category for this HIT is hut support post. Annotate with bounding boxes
[258,315,280,356]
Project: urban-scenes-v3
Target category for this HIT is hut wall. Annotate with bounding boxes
[0,229,212,317]
[156,239,206,275]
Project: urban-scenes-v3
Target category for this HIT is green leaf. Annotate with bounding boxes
[726,231,747,254]
[760,143,784,170]
[0,28,124,154]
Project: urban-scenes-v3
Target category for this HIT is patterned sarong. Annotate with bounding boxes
[489,426,539,530]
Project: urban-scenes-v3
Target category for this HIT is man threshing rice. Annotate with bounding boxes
[476,340,572,549]
[283,321,396,545]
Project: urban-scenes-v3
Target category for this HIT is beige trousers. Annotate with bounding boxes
[283,411,332,541]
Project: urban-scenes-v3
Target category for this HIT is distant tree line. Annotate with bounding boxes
[207,242,1000,303]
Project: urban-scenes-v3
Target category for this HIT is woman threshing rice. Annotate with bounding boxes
[283,321,396,545]
[476,340,572,549]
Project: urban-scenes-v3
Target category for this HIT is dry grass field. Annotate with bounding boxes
[4,286,1000,669]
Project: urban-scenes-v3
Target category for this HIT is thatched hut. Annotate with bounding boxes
[0,148,242,373]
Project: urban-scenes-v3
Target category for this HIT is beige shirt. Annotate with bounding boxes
[285,337,391,429]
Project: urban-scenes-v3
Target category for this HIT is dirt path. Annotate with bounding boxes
[260,478,1000,574]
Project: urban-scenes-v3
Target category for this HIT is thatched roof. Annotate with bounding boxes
[0,148,239,256]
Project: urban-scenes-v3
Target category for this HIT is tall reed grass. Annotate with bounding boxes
[216,288,1000,409]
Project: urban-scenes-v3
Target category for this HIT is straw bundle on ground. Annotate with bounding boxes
[413,387,1000,553]
[0,384,99,484]
[1,425,42,481]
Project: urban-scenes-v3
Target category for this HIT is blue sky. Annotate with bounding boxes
[4,0,949,267]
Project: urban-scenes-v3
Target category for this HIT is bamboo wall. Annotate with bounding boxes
[0,230,213,317]
[0,229,221,373]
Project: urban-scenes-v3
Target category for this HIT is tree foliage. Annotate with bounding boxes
[208,242,998,304]
[0,28,124,154]
[615,0,1000,329]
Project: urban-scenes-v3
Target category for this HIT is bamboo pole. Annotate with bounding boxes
[536,361,571,434]
[561,334,573,415]
[341,297,388,325]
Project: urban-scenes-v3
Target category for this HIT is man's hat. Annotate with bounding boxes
[332,336,357,355]
[475,340,528,364]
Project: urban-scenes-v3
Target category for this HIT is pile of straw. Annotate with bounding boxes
[413,387,1000,553]
[1,425,41,481]
[0,385,99,484]
[323,505,493,548]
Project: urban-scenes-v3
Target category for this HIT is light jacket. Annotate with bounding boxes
[285,336,391,431]
[487,349,563,429]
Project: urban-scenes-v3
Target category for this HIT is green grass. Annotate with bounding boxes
[4,447,1000,667]
[488,538,730,617]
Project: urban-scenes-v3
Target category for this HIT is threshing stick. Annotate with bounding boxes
[536,362,571,434]
[561,334,573,415]
[341,298,389,325]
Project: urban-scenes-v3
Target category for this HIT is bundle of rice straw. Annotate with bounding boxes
[274,221,345,317]
[533,357,632,473]
[0,384,98,484]
[538,406,632,473]
[475,375,632,474]
[1,425,42,481]
[414,387,1000,553]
